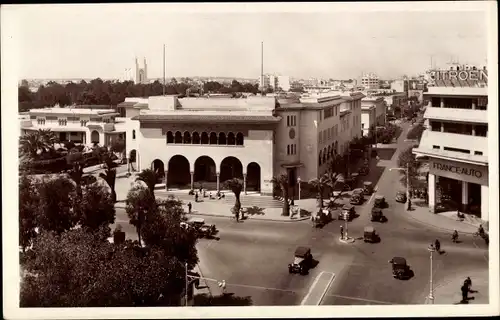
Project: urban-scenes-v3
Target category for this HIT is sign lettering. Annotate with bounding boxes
[432,162,483,178]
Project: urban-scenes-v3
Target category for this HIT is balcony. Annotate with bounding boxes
[424,107,487,124]
[103,123,115,132]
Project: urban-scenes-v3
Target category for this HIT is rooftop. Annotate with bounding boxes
[29,107,118,116]
[424,86,488,97]
[132,114,282,123]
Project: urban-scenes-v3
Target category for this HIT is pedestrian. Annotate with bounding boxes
[435,239,441,253]
[195,193,198,203]
[340,225,344,240]
[461,283,469,303]
[187,202,192,214]
[465,277,472,290]
[452,230,459,243]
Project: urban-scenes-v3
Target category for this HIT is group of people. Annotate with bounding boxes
[189,185,225,203]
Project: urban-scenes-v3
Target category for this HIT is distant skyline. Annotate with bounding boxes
[7,3,491,80]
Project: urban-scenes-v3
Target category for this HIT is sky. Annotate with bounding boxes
[6,2,492,80]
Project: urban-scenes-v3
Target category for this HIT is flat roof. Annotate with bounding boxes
[29,108,117,115]
[133,114,282,123]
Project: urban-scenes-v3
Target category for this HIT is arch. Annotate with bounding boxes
[194,156,217,186]
[220,156,243,182]
[319,150,322,166]
[327,146,332,159]
[167,155,191,188]
[201,132,209,145]
[236,132,244,145]
[183,131,191,144]
[227,132,236,145]
[192,131,200,144]
[247,162,261,192]
[151,159,165,183]
[334,141,338,154]
[287,145,290,155]
[91,130,100,144]
[132,130,136,140]
[129,149,137,163]
[209,132,218,145]
[174,131,182,144]
[166,131,174,144]
[218,132,227,145]
[323,148,327,163]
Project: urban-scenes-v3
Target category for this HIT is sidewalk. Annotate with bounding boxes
[405,202,481,235]
[115,193,315,223]
[421,269,489,305]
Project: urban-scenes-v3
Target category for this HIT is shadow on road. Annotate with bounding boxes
[376,147,397,161]
[355,165,385,190]
[245,206,265,216]
[193,293,253,306]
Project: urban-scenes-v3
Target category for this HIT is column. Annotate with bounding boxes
[190,172,194,190]
[127,158,130,173]
[440,97,444,108]
[440,122,444,132]
[472,100,476,110]
[216,172,220,192]
[481,185,489,222]
[243,174,247,195]
[461,181,468,212]
[428,173,436,213]
[472,126,476,136]
[164,171,168,191]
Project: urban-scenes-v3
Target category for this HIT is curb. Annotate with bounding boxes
[114,203,311,222]
[405,212,477,235]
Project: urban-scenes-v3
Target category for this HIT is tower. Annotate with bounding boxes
[133,57,148,84]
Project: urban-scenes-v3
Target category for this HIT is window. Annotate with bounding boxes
[37,118,45,125]
[58,119,67,126]
[328,128,331,139]
[80,120,88,127]
[431,121,441,132]
[432,145,440,149]
[477,97,487,110]
[324,107,334,119]
[443,147,470,154]
[318,132,322,144]
[362,123,364,129]
[287,144,297,155]
[287,116,290,127]
[132,130,136,140]
[287,145,290,155]
[287,115,297,127]
[474,151,483,156]
[475,125,488,137]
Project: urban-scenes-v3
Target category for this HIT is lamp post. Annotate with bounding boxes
[184,262,188,307]
[297,177,301,200]
[427,244,435,304]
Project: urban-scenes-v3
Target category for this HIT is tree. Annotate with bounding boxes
[222,178,244,219]
[136,168,158,196]
[308,175,330,208]
[407,123,425,141]
[19,129,55,159]
[99,153,118,202]
[78,182,116,236]
[19,175,40,251]
[397,146,422,188]
[20,227,187,307]
[142,196,199,269]
[125,185,157,245]
[271,174,290,216]
[67,151,85,199]
[35,176,79,235]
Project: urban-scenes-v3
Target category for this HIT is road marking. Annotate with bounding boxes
[300,271,335,305]
[368,193,376,204]
[322,293,393,305]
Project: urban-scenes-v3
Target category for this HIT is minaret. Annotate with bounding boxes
[135,57,139,83]
[143,57,148,82]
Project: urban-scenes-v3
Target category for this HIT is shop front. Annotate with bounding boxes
[427,157,489,221]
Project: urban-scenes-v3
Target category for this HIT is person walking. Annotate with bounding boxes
[340,226,344,240]
[194,193,199,203]
[465,277,472,290]
[187,202,192,214]
[435,239,441,253]
[452,230,459,243]
[461,283,469,303]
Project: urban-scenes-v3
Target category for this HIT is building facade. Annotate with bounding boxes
[361,73,380,89]
[260,74,290,92]
[361,96,386,135]
[413,86,489,221]
[20,106,125,147]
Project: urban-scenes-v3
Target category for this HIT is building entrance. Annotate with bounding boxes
[437,176,482,217]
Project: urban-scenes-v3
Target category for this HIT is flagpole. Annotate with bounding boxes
[163,44,166,96]
[261,41,264,96]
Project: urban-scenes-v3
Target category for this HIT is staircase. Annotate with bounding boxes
[155,190,284,208]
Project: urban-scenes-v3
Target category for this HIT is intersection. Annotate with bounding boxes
[112,121,489,306]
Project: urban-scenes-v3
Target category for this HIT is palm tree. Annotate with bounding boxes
[308,174,330,208]
[99,153,118,202]
[223,178,243,219]
[19,131,49,159]
[325,170,344,205]
[38,129,58,149]
[136,169,158,196]
[271,174,290,216]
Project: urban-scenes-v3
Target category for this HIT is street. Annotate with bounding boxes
[111,122,489,306]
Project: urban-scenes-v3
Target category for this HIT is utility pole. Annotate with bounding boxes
[427,244,435,304]
[261,41,264,96]
[163,44,166,96]
[185,262,188,306]
[406,162,411,211]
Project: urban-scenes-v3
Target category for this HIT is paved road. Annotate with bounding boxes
[111,122,489,305]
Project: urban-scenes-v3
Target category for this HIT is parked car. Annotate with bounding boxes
[350,193,364,205]
[363,181,374,195]
[339,204,356,221]
[373,195,386,208]
[395,191,407,203]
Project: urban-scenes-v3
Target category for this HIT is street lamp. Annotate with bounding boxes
[427,244,436,304]
[297,177,302,200]
[389,162,411,211]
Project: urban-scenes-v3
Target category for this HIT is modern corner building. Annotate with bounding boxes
[413,71,489,221]
[361,96,386,136]
[115,92,364,196]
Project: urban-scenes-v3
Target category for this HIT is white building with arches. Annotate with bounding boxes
[118,92,365,196]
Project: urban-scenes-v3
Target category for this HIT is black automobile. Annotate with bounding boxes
[395,191,407,203]
[389,257,410,280]
[288,246,313,275]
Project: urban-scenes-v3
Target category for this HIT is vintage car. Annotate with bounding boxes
[359,165,370,176]
[183,218,218,238]
[371,149,378,158]
[389,257,411,280]
[363,226,380,243]
[395,191,407,203]
[373,195,386,208]
[371,207,386,222]
[350,193,364,205]
[288,246,313,275]
[339,204,356,221]
[311,208,332,228]
[363,181,374,195]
